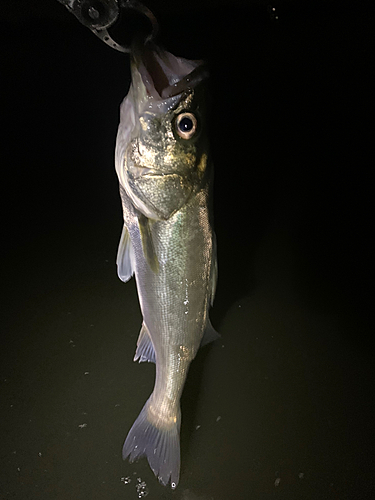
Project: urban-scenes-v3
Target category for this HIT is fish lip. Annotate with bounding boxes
[128,164,155,179]
[128,164,177,179]
[143,171,178,179]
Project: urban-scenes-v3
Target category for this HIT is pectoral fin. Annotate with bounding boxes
[116,224,135,282]
[138,214,159,274]
[134,322,156,363]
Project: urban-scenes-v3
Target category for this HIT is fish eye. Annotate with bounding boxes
[175,112,197,140]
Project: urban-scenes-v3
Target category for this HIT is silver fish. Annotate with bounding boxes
[115,42,218,488]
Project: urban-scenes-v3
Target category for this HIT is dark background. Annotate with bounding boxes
[1,1,374,499]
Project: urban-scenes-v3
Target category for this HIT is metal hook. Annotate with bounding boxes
[58,0,158,52]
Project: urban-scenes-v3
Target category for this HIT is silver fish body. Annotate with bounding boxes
[115,43,218,488]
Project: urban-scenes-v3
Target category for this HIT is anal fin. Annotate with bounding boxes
[134,322,156,363]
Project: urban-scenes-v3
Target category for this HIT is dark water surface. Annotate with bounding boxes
[1,1,374,499]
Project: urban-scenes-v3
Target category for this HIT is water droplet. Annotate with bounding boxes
[216,416,221,422]
[267,5,279,21]
[136,478,149,497]
[298,472,304,479]
[274,477,281,487]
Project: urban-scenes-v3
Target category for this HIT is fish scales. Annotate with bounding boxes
[116,42,218,488]
[121,182,212,403]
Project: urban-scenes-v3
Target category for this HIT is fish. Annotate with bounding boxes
[114,41,218,488]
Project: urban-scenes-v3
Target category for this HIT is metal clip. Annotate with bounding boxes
[58,0,158,52]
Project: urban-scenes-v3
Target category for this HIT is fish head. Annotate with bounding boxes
[118,43,210,220]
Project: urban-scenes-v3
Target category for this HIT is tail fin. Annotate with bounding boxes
[122,398,181,489]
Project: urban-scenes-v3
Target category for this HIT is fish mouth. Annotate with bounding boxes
[132,42,208,100]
